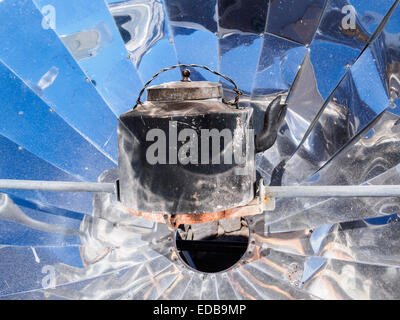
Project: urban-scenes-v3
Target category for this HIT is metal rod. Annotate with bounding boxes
[0,179,115,193]
[1,179,399,198]
[265,185,400,198]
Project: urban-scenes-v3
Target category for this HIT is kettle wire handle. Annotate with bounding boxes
[134,64,243,108]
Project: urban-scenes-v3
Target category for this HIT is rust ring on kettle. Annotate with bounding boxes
[134,64,243,108]
[122,197,271,230]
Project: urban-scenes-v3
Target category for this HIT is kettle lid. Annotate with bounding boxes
[146,69,222,102]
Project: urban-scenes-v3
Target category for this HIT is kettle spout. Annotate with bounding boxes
[255,95,287,153]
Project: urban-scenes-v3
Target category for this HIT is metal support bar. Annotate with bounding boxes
[265,185,400,198]
[1,179,400,200]
[0,179,115,193]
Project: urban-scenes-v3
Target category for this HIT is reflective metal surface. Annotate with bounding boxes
[265,0,397,179]
[282,47,391,185]
[261,219,400,267]
[264,110,400,229]
[269,163,400,232]
[218,0,268,94]
[0,134,94,214]
[251,34,308,98]
[265,0,326,45]
[0,0,119,160]
[33,0,143,115]
[108,0,181,85]
[0,61,115,182]
[1,0,400,300]
[164,0,219,81]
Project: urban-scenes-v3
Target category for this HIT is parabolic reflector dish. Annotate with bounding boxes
[1,0,400,300]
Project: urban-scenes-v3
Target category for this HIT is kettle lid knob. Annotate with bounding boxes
[181,69,191,82]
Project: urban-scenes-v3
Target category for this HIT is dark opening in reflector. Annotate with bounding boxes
[175,218,249,273]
